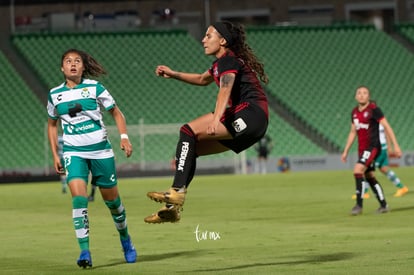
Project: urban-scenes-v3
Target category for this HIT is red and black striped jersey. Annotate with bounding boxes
[208,51,268,117]
[351,102,384,155]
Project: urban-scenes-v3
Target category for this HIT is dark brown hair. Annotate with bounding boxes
[61,48,107,78]
[214,21,268,84]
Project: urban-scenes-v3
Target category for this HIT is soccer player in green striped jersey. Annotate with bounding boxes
[47,49,137,268]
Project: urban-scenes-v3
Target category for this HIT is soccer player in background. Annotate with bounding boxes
[377,124,408,196]
[254,134,273,174]
[352,124,408,199]
[47,49,137,267]
[88,183,97,201]
[145,21,269,223]
[341,86,402,215]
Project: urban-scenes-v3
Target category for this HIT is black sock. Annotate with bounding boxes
[172,124,196,190]
[90,185,96,197]
[354,173,364,207]
[366,176,387,207]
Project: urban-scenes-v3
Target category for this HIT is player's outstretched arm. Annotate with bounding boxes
[155,65,213,86]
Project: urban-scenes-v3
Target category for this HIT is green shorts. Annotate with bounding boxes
[64,155,118,188]
[375,149,389,168]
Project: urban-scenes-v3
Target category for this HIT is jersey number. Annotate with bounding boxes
[361,150,371,163]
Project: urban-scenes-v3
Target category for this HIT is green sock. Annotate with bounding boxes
[72,196,89,251]
[104,196,129,240]
[386,170,403,188]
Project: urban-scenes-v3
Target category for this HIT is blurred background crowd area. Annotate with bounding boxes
[2,0,414,38]
[3,0,414,181]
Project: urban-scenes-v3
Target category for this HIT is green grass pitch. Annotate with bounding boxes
[1,168,413,274]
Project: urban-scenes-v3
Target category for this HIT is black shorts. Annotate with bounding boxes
[258,148,269,158]
[219,102,268,153]
[357,147,380,172]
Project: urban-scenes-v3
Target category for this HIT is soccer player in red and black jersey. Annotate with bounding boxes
[341,86,402,215]
[144,21,269,223]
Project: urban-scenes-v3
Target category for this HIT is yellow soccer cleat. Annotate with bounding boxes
[351,193,370,200]
[144,205,181,224]
[147,187,186,206]
[394,186,409,197]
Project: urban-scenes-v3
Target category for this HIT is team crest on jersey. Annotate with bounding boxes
[81,88,90,98]
[213,67,219,77]
[363,111,369,118]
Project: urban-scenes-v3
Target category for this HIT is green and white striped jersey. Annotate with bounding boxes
[379,124,387,150]
[47,78,115,159]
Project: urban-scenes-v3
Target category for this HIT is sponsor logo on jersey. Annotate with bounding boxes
[353,118,369,130]
[68,103,82,117]
[66,123,96,134]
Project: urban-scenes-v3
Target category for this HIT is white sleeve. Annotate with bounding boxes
[98,89,116,110]
[47,100,59,119]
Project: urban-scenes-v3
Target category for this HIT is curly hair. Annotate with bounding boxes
[61,48,107,78]
[217,21,268,84]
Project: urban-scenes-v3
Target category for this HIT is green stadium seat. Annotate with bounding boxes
[247,25,414,152]
[0,50,45,171]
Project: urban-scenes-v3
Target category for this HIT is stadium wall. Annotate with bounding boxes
[1,0,413,35]
[2,151,414,184]
[249,152,414,174]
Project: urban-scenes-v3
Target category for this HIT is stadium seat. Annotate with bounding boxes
[247,25,414,152]
[0,50,45,171]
